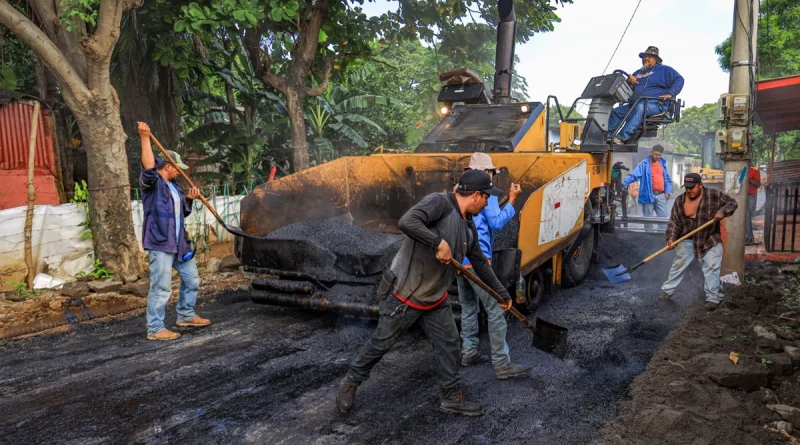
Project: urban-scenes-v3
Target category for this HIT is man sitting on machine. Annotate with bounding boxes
[607,46,684,144]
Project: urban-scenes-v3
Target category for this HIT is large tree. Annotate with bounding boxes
[176,0,570,171]
[0,0,142,276]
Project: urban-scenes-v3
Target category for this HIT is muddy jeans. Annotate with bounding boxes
[346,295,461,392]
[456,275,511,368]
[661,240,724,304]
[146,250,200,334]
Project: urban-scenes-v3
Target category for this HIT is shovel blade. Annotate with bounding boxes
[602,265,631,284]
[223,224,264,240]
[532,318,569,359]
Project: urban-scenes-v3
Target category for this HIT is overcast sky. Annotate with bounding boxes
[360,0,737,110]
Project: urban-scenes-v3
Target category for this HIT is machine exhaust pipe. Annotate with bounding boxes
[493,0,517,103]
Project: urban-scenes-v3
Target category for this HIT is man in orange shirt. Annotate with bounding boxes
[622,145,672,220]
[746,166,761,244]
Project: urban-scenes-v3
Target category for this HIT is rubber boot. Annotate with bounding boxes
[438,390,484,416]
[335,380,357,413]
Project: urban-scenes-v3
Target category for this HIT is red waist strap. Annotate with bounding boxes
[393,291,449,311]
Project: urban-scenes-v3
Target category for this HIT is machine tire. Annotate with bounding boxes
[518,268,546,314]
[561,227,595,288]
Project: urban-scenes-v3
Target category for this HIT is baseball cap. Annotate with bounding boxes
[159,150,189,169]
[457,170,504,197]
[683,173,702,188]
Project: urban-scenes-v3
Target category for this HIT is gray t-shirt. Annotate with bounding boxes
[166,182,181,242]
[391,192,511,307]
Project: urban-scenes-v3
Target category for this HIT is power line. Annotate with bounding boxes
[601,0,644,75]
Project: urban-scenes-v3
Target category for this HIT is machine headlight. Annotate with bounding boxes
[520,104,530,114]
[440,106,450,115]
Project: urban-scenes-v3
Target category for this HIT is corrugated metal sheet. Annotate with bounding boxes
[0,101,54,171]
[773,160,800,184]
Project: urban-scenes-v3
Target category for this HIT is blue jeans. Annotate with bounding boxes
[608,101,669,142]
[456,275,511,368]
[745,195,757,242]
[640,193,668,218]
[146,250,200,334]
[661,240,724,304]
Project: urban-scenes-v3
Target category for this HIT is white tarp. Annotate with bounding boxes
[0,196,242,279]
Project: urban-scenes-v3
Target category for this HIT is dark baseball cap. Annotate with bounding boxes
[456,170,504,196]
[683,172,702,188]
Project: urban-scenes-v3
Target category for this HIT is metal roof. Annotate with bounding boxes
[755,75,800,134]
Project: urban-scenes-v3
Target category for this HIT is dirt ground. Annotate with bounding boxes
[0,241,243,340]
[594,261,800,445]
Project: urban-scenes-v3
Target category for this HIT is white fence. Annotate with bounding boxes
[0,196,242,280]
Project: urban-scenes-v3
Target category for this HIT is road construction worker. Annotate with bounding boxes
[662,173,738,311]
[622,144,672,219]
[138,122,210,341]
[458,153,530,380]
[335,169,514,417]
[608,46,684,144]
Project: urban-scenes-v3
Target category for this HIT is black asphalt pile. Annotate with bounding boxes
[492,219,519,250]
[264,218,404,281]
[267,218,404,258]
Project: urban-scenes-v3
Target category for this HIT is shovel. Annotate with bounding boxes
[449,259,568,358]
[147,132,264,240]
[602,218,717,283]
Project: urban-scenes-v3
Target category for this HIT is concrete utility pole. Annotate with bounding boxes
[717,0,759,279]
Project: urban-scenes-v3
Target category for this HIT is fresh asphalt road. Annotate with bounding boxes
[0,231,707,445]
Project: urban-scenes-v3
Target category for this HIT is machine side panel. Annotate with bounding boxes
[538,161,588,245]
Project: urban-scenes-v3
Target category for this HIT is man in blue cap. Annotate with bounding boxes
[138,122,210,341]
[335,169,514,417]
[608,46,684,144]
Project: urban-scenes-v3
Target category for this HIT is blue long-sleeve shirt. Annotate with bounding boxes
[462,195,516,266]
[622,157,673,205]
[628,64,684,105]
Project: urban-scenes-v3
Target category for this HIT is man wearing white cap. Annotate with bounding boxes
[458,152,530,380]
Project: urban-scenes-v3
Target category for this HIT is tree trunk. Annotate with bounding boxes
[73,94,141,278]
[285,89,310,171]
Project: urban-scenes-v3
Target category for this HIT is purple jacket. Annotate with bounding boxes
[139,159,193,259]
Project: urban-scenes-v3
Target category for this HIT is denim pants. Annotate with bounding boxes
[745,195,757,242]
[456,275,511,368]
[346,295,461,393]
[146,250,200,334]
[661,240,724,304]
[608,101,669,141]
[641,193,668,229]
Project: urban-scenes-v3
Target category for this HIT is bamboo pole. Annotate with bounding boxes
[24,102,42,288]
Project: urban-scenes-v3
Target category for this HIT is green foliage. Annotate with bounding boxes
[761,358,773,366]
[77,258,114,280]
[59,0,101,31]
[70,180,92,241]
[660,104,721,154]
[7,280,28,296]
[547,105,584,123]
[0,5,37,94]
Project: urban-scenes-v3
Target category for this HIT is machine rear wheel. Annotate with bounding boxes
[561,228,594,288]
[518,268,546,314]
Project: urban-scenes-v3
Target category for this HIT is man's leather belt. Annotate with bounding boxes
[654,190,664,195]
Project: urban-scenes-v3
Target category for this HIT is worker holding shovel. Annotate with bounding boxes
[138,122,210,340]
[661,173,738,311]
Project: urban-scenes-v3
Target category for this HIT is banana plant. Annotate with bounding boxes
[306,64,402,165]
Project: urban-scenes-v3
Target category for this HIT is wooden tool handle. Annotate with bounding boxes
[448,259,533,329]
[642,218,717,264]
[147,133,226,225]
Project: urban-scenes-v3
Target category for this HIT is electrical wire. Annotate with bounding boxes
[601,0,644,75]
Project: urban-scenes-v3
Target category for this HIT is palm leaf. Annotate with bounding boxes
[339,113,387,135]
[337,95,402,112]
[329,122,367,148]
[176,89,243,116]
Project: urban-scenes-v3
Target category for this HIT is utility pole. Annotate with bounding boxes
[717,0,759,279]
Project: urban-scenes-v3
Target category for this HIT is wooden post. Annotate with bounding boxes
[24,102,41,288]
